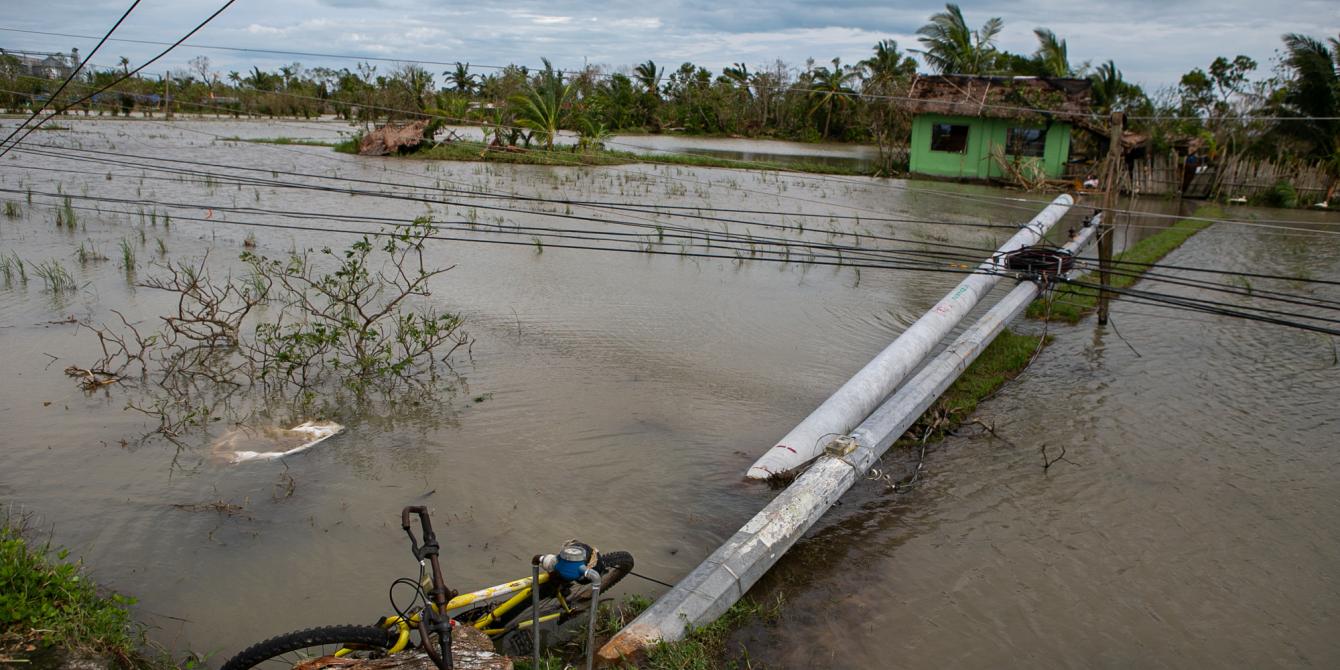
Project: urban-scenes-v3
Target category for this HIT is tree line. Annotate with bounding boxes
[1,3,1336,168]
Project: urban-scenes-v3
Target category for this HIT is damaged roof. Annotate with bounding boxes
[903,75,1093,122]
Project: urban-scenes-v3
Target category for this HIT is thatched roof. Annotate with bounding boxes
[904,75,1093,122]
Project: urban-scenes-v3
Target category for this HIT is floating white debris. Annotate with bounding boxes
[211,421,345,464]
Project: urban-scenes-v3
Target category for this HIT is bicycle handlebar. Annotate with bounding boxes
[400,506,454,670]
[402,506,437,552]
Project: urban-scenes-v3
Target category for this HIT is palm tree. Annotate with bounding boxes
[860,39,917,89]
[446,62,478,95]
[511,68,573,150]
[722,63,751,95]
[914,3,1002,75]
[808,58,859,139]
[397,64,433,112]
[117,56,130,75]
[1033,28,1071,77]
[633,60,662,97]
[1090,60,1124,114]
[1273,33,1339,161]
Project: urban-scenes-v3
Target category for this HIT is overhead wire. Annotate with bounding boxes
[5,76,1338,242]
[10,121,1340,307]
[0,1,142,150]
[7,139,1015,265]
[0,0,237,159]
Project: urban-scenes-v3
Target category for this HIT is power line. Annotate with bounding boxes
[7,140,1015,264]
[0,1,237,159]
[0,1,141,150]
[7,77,1339,241]
[22,190,1340,338]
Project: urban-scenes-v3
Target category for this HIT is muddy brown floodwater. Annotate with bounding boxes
[1,118,1337,668]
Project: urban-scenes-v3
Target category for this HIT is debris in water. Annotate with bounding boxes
[211,421,344,464]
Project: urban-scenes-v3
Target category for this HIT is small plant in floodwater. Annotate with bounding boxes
[33,259,76,293]
[1,251,28,285]
[156,238,168,256]
[61,197,77,228]
[3,200,20,219]
[75,241,108,265]
[531,236,544,254]
[119,238,136,271]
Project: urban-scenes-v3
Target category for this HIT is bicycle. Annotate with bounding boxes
[220,506,634,670]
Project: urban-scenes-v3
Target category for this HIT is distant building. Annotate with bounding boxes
[905,75,1092,181]
[0,48,75,80]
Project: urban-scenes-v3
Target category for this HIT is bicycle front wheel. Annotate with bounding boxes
[220,624,397,670]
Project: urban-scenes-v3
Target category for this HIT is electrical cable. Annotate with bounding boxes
[0,1,141,150]
[0,0,237,159]
[7,80,1337,242]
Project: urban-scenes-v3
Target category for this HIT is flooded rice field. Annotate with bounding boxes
[2,118,1338,667]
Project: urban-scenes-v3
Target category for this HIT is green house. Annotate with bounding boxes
[905,75,1092,181]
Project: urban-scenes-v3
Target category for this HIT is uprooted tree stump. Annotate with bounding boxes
[358,119,432,156]
[287,626,511,670]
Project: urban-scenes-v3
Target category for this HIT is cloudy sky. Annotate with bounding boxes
[3,0,1338,90]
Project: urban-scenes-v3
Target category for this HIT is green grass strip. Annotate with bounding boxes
[1027,204,1220,323]
[334,137,871,176]
[1,518,172,668]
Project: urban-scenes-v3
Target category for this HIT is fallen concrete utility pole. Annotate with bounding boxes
[746,194,1076,480]
[599,214,1100,665]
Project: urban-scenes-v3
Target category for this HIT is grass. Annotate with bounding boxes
[32,259,76,293]
[1026,204,1219,323]
[1,251,26,285]
[638,594,784,669]
[335,137,872,176]
[3,200,19,219]
[119,239,136,271]
[75,241,108,265]
[0,513,169,668]
[515,593,782,670]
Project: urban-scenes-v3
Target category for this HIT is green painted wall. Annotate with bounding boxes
[909,114,1072,180]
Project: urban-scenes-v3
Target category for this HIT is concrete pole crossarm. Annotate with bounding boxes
[746,194,1075,480]
[598,215,1100,666]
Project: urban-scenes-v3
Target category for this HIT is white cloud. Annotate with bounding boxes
[1,0,1336,87]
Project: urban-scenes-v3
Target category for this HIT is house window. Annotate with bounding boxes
[1007,127,1046,158]
[930,123,969,153]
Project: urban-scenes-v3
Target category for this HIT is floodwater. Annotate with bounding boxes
[0,118,1336,668]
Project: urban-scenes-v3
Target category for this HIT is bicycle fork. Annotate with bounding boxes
[403,506,455,670]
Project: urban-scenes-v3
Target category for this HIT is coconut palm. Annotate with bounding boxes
[510,66,573,150]
[446,62,478,95]
[1033,28,1071,77]
[633,60,662,97]
[1272,33,1339,161]
[914,3,1002,75]
[808,58,859,139]
[859,39,917,89]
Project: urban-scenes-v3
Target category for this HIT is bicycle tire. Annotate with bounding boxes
[220,624,398,670]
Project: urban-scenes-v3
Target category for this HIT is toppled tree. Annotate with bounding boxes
[69,217,470,455]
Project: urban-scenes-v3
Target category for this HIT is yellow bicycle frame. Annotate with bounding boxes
[340,570,575,655]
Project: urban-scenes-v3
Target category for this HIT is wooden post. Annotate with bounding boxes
[164,71,173,120]
[1098,111,1123,326]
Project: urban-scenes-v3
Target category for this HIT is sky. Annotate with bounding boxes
[2,0,1338,91]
